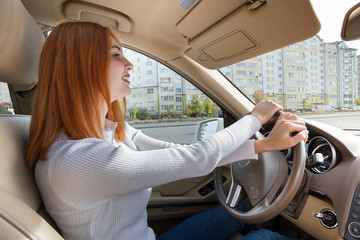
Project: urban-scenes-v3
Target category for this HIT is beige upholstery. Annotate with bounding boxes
[0,115,63,239]
[0,0,44,86]
[0,0,63,238]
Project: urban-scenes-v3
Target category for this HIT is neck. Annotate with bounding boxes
[101,103,108,129]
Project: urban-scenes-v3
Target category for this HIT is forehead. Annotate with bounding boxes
[110,38,122,50]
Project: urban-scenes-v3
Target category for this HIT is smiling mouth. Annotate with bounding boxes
[123,76,130,84]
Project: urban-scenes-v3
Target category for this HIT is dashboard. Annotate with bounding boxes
[262,118,360,239]
[262,122,341,175]
[288,135,339,174]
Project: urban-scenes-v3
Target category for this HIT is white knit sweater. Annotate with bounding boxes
[35,115,261,240]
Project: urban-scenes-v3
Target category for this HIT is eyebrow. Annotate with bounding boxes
[111,45,121,52]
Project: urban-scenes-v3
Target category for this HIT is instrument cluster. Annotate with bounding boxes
[262,128,340,174]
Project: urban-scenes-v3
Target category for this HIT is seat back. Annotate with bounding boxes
[0,115,63,240]
[0,0,63,238]
[0,0,44,86]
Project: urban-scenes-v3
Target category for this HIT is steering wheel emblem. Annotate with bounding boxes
[248,185,259,200]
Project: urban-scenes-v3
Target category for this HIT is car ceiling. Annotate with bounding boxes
[21,0,321,69]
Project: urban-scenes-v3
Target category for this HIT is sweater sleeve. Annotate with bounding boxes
[126,123,180,150]
[45,115,261,202]
[129,124,258,164]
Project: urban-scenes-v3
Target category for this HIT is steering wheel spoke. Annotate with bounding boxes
[225,182,244,208]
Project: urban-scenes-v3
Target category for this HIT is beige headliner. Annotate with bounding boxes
[14,0,320,116]
[21,0,320,67]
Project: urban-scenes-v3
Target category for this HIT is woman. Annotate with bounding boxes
[26,21,307,240]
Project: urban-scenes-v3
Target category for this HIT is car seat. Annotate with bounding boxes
[0,116,64,239]
[0,0,64,239]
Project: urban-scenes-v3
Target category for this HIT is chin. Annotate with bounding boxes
[124,88,132,97]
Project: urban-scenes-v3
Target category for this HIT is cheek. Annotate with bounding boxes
[108,72,117,89]
[109,64,121,82]
[108,63,115,79]
[111,59,125,72]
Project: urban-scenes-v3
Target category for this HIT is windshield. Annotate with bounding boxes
[219,0,360,130]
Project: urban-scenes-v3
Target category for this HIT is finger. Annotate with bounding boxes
[272,103,283,114]
[276,102,284,111]
[286,114,299,120]
[277,123,306,137]
[303,130,309,143]
[288,123,307,132]
[277,119,306,128]
[252,100,283,124]
[290,131,308,145]
[279,112,300,121]
[279,112,292,119]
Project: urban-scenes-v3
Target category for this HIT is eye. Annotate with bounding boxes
[112,53,121,58]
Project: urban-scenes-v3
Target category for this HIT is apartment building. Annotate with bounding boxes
[125,49,189,117]
[125,36,358,117]
[335,41,358,108]
[221,36,357,110]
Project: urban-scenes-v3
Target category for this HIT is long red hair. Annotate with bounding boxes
[26,21,126,168]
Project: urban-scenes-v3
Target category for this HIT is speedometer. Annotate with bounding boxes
[307,136,337,174]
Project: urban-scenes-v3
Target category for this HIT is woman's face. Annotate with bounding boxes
[108,38,134,102]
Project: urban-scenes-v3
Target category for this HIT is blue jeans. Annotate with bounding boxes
[156,205,297,240]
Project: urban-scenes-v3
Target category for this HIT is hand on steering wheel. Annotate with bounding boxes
[214,110,306,223]
[254,111,307,154]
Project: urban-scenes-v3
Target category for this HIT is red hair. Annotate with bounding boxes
[26,22,126,168]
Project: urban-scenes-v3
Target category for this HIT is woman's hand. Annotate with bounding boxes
[251,100,283,125]
[254,112,308,154]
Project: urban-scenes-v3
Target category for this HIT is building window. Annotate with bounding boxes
[160,77,171,83]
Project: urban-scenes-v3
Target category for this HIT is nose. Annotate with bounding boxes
[125,58,134,71]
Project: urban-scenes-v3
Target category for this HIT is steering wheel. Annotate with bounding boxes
[214,117,306,223]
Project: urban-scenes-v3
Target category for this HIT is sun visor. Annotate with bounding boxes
[341,2,360,41]
[179,0,320,69]
[193,29,259,62]
[176,0,248,39]
[64,2,132,33]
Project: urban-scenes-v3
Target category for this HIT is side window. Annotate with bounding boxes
[0,82,14,114]
[124,48,223,144]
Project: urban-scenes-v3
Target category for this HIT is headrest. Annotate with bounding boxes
[0,0,44,86]
[0,115,42,211]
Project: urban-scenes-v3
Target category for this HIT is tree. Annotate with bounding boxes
[252,90,268,104]
[203,98,212,116]
[167,110,175,118]
[302,98,308,111]
[0,104,12,114]
[355,98,360,105]
[211,104,221,117]
[136,109,149,120]
[184,105,192,116]
[188,95,203,117]
[130,105,137,120]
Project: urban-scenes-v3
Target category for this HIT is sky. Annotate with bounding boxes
[310,0,360,50]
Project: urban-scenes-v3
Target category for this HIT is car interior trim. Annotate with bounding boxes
[64,1,132,33]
